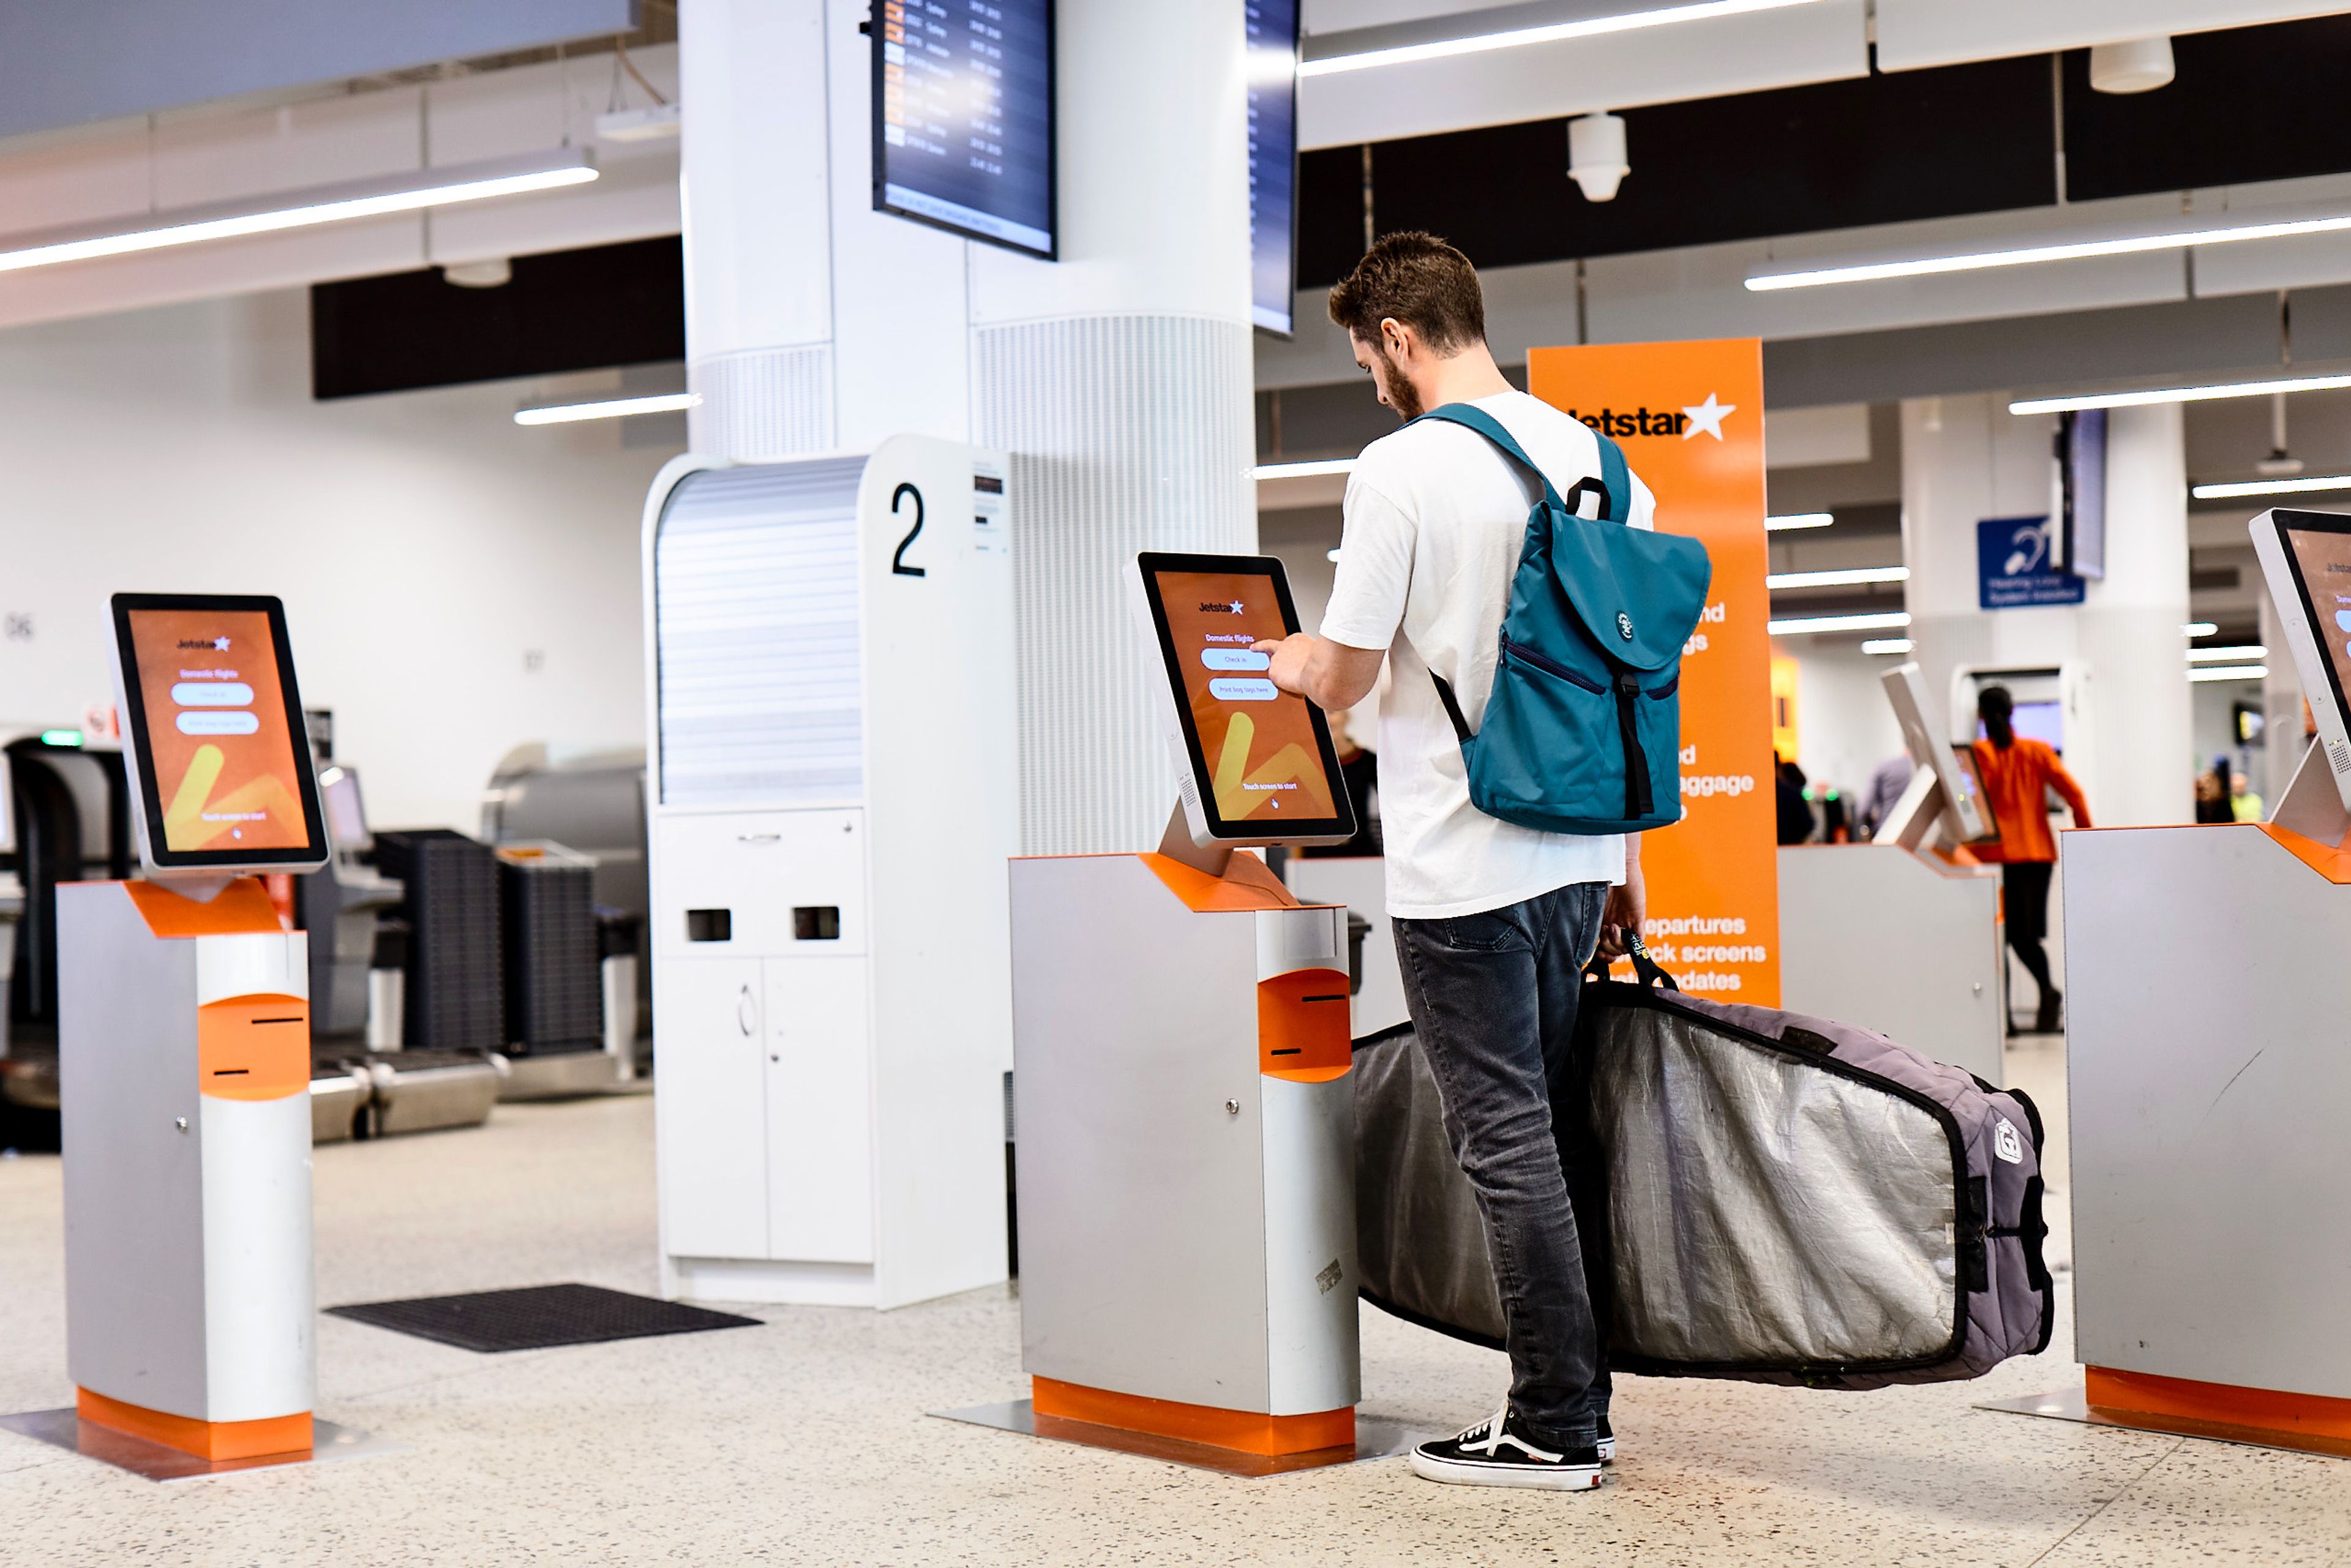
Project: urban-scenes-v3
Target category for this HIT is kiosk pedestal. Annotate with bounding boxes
[2058,751,2351,1450]
[1010,849,1360,1457]
[59,877,313,1460]
[1779,844,2004,1086]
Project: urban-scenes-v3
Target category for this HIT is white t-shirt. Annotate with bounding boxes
[1320,391,1657,920]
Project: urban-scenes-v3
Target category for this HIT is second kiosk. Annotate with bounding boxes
[1011,553,1363,1461]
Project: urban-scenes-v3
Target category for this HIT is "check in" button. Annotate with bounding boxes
[171,681,255,707]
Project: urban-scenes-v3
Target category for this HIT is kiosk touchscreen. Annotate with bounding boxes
[2251,508,2351,814]
[1130,552,1355,850]
[107,593,327,877]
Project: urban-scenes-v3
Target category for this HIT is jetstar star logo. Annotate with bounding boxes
[1564,392,1738,442]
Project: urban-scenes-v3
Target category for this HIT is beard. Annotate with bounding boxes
[1369,342,1423,421]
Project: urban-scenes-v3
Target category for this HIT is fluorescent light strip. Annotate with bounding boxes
[1748,209,2351,293]
[2186,644,2268,663]
[516,392,700,426]
[0,151,598,276]
[1299,0,1830,77]
[2192,473,2351,500]
[2188,665,2268,683]
[1766,512,1834,531]
[1768,610,1912,636]
[2183,621,2219,637]
[1860,639,1914,655]
[1252,458,1355,480]
[2012,370,2351,416]
[1766,565,1908,590]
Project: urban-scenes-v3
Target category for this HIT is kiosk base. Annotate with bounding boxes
[933,1398,1427,1479]
[1031,1376,1351,1457]
[0,1406,401,1482]
[74,1387,309,1461]
[1982,1375,2351,1462]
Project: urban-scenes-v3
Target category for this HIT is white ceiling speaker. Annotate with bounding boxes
[1567,111,1629,203]
[2088,36,2175,94]
[442,257,513,288]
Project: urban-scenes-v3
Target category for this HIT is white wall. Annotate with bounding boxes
[1784,640,1905,806]
[0,288,670,832]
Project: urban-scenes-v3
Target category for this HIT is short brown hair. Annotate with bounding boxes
[1326,232,1486,353]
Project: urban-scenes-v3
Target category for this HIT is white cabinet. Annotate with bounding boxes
[653,809,868,958]
[654,957,767,1259]
[764,956,874,1262]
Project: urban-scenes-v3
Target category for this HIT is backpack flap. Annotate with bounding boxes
[1536,517,1711,676]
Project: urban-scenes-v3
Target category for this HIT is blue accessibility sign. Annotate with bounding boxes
[1977,516,2085,610]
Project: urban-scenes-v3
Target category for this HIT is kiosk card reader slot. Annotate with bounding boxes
[59,595,327,1461]
[1009,555,1361,1461]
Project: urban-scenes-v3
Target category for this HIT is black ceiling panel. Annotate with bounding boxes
[1295,144,1369,309]
[1299,56,2055,287]
[2063,17,2351,201]
[311,235,683,400]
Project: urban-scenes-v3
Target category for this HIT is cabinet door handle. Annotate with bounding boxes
[737,985,757,1037]
[737,831,781,844]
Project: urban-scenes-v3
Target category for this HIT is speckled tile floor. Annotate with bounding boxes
[1,1038,2345,1567]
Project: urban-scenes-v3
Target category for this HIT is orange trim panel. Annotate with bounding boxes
[125,878,284,937]
[1031,1376,1352,1456]
[77,1387,311,1460]
[197,994,311,1101]
[1258,967,1351,1081]
[2086,1367,2351,1441]
[2261,821,2351,883]
[1142,852,1303,912]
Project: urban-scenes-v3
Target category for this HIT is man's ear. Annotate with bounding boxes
[1379,316,1412,361]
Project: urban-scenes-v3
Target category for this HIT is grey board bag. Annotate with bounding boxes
[1354,946,2053,1389]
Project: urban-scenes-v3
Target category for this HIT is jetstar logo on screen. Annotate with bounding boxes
[176,636,232,651]
[1565,392,1738,442]
[1198,600,1246,613]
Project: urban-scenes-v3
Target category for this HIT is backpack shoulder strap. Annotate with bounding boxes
[1410,403,1565,513]
[1411,402,1626,523]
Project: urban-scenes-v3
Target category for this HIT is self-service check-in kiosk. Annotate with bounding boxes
[644,440,1016,1310]
[58,594,327,1461]
[1009,553,1363,1461]
[2031,508,2351,1449]
[1779,663,2006,1084]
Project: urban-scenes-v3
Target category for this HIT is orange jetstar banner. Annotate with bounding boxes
[1528,339,1777,1003]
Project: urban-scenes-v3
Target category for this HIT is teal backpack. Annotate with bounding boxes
[1414,403,1712,836]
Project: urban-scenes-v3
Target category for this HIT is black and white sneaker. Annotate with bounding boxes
[1409,1406,1605,1491]
[1596,1414,1614,1466]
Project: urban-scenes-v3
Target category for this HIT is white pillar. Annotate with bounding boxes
[1901,394,2192,828]
[678,0,1254,853]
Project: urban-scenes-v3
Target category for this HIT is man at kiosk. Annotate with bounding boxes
[1258,233,1664,1491]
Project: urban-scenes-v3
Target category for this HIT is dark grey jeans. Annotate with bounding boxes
[1391,880,1612,1449]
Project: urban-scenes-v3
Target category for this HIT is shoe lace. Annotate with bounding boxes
[1456,1405,1562,1463]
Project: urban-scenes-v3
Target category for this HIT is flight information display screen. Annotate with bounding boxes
[872,0,1056,259]
[1138,554,1351,840]
[1247,0,1299,334]
[111,594,325,868]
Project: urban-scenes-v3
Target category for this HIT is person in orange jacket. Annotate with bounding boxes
[1970,685,2091,1034]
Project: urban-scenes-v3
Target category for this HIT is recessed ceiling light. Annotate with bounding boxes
[0,149,598,276]
[1860,639,1914,655]
[1747,204,2351,293]
[2010,369,2351,416]
[1299,0,1832,77]
[1766,566,1908,590]
[2191,473,2351,500]
[2187,665,2268,683]
[1767,610,1912,636]
[515,392,699,426]
[2186,645,2268,663]
[1765,512,1834,531]
[1252,459,1355,480]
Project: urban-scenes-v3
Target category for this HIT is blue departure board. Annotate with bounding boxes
[1247,0,1299,334]
[872,0,1056,260]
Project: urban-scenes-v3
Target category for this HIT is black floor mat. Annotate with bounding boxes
[326,1283,760,1353]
